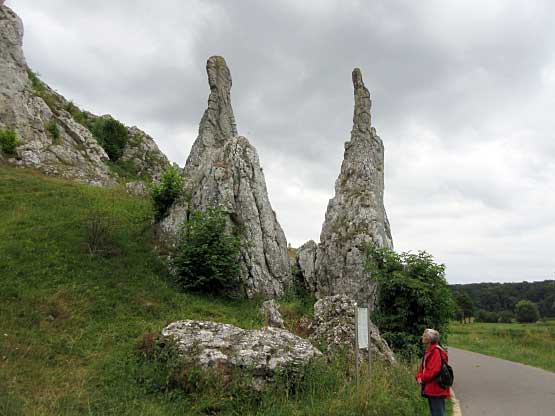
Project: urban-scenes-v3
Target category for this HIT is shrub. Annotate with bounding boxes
[90,116,128,161]
[45,120,61,143]
[515,300,540,323]
[172,207,242,296]
[82,210,118,256]
[151,165,184,221]
[475,310,499,323]
[0,128,19,155]
[498,310,515,323]
[366,246,455,356]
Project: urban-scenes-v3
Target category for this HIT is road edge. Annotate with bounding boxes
[451,388,462,416]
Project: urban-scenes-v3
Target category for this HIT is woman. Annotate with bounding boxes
[416,328,450,416]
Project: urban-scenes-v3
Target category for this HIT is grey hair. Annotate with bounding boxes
[423,328,441,343]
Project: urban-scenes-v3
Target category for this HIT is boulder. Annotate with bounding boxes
[309,68,393,304]
[160,56,291,298]
[161,320,322,390]
[260,299,285,328]
[125,181,149,196]
[309,295,396,365]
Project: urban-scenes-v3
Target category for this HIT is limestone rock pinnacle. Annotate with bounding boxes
[161,56,292,298]
[305,68,393,304]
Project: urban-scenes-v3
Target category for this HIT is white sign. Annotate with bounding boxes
[356,307,368,349]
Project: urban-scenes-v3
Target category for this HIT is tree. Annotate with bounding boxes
[515,300,540,323]
[171,207,242,296]
[366,246,456,355]
[151,165,184,221]
[454,290,475,323]
[91,116,128,161]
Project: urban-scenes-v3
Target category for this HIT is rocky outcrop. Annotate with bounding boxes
[161,320,322,390]
[260,300,285,328]
[0,4,169,186]
[0,4,113,185]
[119,126,170,182]
[309,295,396,365]
[300,68,393,304]
[161,56,292,298]
[296,240,318,292]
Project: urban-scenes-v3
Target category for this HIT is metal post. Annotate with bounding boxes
[354,302,359,389]
[367,301,372,387]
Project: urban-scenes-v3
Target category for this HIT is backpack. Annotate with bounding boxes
[436,346,454,388]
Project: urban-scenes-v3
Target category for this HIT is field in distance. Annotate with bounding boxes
[448,321,555,372]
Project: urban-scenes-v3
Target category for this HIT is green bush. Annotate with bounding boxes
[498,310,515,323]
[46,120,61,143]
[172,207,242,296]
[151,165,184,221]
[475,310,499,323]
[90,117,128,161]
[366,246,455,356]
[0,128,19,155]
[515,300,540,323]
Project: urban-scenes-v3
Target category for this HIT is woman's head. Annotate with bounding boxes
[421,328,440,344]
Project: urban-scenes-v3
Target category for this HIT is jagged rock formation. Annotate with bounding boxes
[260,299,285,328]
[161,56,292,298]
[0,3,169,185]
[309,295,396,365]
[299,68,393,304]
[161,320,322,390]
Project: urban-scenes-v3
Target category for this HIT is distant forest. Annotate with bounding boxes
[451,280,555,318]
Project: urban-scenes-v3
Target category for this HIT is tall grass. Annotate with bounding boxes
[0,165,432,414]
[448,321,555,372]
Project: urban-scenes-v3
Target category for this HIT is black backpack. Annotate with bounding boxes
[436,346,454,388]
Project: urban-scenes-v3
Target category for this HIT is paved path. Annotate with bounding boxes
[449,347,555,416]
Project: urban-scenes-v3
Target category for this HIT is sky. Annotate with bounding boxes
[6,0,555,284]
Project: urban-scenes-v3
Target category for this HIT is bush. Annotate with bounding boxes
[151,165,184,221]
[475,310,499,323]
[90,117,128,161]
[0,128,19,155]
[498,310,515,323]
[172,207,242,296]
[515,300,540,323]
[45,120,61,143]
[366,246,455,356]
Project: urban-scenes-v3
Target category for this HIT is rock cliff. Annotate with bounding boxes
[161,56,292,298]
[0,4,169,185]
[300,68,393,304]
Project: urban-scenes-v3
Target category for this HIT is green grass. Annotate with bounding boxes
[448,321,555,372]
[0,165,432,415]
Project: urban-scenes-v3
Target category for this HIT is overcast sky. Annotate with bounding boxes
[7,0,555,284]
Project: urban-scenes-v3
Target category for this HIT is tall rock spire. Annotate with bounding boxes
[308,68,393,304]
[161,56,292,298]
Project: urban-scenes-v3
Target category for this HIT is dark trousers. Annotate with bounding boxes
[427,397,445,416]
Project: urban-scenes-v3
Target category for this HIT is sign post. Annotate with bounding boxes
[354,302,360,388]
[367,301,372,386]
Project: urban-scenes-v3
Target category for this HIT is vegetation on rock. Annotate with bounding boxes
[151,165,184,220]
[0,128,19,154]
[366,245,456,356]
[172,207,242,296]
[90,116,129,161]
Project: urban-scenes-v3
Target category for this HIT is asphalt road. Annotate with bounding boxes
[449,347,555,416]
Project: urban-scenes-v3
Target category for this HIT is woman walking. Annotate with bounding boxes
[416,328,450,416]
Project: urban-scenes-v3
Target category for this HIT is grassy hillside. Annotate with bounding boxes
[0,165,430,415]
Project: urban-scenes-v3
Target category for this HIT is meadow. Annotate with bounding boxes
[0,165,433,415]
[448,321,555,372]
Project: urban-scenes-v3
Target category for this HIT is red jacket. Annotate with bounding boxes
[416,343,451,398]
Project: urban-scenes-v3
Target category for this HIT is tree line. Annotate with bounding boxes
[450,280,555,322]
